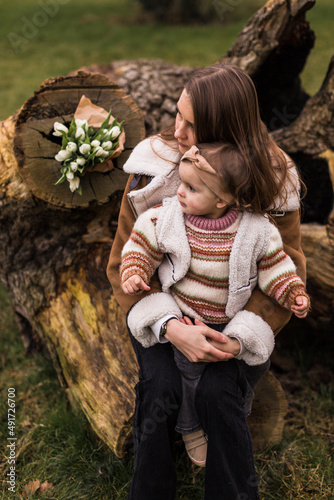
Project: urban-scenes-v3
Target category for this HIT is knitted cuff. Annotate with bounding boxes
[285,286,310,309]
[120,268,149,286]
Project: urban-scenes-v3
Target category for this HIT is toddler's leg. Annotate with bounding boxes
[172,346,207,467]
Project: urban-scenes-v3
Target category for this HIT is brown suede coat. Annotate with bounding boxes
[107,173,306,337]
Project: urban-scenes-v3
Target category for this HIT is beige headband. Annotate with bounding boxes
[181,145,234,204]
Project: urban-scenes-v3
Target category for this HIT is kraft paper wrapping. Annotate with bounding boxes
[74,95,126,173]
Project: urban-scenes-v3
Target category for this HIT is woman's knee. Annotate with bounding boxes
[133,370,181,448]
[136,357,182,420]
[198,360,240,392]
[195,361,244,415]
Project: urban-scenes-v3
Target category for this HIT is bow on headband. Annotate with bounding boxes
[181,145,235,204]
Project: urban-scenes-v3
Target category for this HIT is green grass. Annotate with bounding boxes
[0,284,133,500]
[1,283,333,499]
[301,0,334,96]
[0,0,333,121]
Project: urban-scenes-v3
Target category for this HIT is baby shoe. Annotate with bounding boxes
[182,429,208,467]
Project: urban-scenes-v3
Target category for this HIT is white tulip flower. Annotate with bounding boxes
[79,144,91,154]
[102,141,113,150]
[55,149,72,162]
[69,176,80,193]
[76,157,86,166]
[110,126,121,139]
[70,161,78,172]
[66,142,77,153]
[98,150,110,158]
[95,146,104,157]
[53,122,69,136]
[102,128,112,139]
[75,119,88,128]
[75,127,85,141]
[66,171,74,181]
[91,140,101,148]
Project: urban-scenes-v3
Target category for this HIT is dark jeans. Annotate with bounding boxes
[128,329,269,500]
[173,322,266,434]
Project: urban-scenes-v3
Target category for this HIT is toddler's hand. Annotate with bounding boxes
[291,295,309,319]
[121,275,150,295]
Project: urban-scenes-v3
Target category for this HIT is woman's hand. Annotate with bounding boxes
[188,318,241,356]
[165,317,235,363]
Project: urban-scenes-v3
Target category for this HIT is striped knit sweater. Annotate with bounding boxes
[120,204,308,325]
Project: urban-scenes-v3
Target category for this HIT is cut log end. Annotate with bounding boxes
[13,72,145,209]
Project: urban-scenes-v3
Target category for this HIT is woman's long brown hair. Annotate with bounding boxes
[161,63,296,211]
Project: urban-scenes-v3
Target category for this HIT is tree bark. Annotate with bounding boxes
[0,72,144,455]
[222,0,316,126]
[1,0,333,457]
[272,56,334,321]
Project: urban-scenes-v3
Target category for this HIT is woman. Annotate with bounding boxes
[107,64,306,500]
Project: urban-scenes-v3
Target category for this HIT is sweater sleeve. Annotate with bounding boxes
[107,174,166,314]
[120,206,164,285]
[107,173,183,346]
[258,223,309,310]
[224,310,275,366]
[243,150,307,337]
[244,210,306,336]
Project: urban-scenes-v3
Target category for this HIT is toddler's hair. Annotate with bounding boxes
[197,143,271,214]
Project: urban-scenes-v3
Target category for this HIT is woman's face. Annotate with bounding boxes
[174,90,197,154]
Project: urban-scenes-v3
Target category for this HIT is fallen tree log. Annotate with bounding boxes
[272,56,334,322]
[0,71,145,455]
[0,0,333,457]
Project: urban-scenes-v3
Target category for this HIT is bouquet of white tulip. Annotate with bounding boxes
[53,107,124,195]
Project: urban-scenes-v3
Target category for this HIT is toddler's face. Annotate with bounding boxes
[177,161,227,219]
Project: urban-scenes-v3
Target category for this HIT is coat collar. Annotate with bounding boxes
[123,136,182,178]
